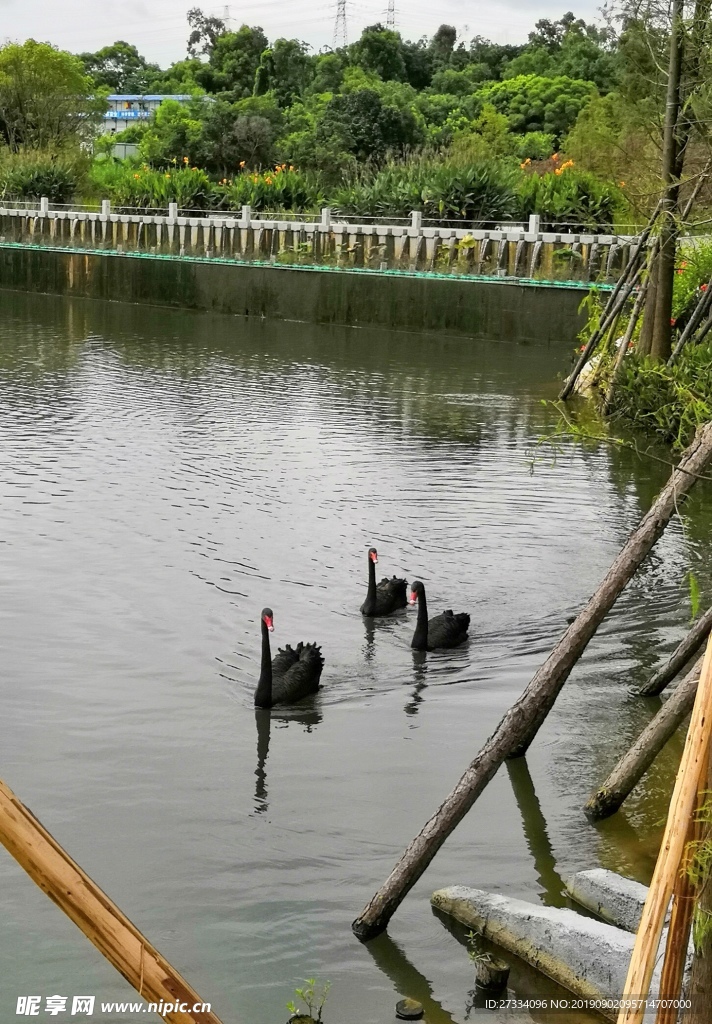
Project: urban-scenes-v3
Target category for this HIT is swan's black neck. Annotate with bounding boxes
[411,588,429,650]
[362,555,377,614]
[254,621,273,708]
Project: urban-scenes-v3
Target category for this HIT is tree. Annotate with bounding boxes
[350,25,407,82]
[316,88,421,161]
[79,41,160,93]
[201,100,273,170]
[187,7,225,58]
[138,97,207,165]
[209,26,269,98]
[429,24,457,66]
[0,40,105,151]
[475,74,597,140]
[254,38,312,107]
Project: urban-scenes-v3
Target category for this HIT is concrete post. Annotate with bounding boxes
[40,196,49,215]
[168,202,178,221]
[320,207,331,230]
[241,204,252,227]
[411,210,423,232]
[528,214,541,234]
[101,200,111,217]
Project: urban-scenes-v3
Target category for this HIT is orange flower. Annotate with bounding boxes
[289,165,294,171]
[555,168,563,176]
[619,181,625,188]
[239,160,246,168]
[183,156,189,163]
[552,152,560,162]
[701,283,708,292]
[133,173,140,179]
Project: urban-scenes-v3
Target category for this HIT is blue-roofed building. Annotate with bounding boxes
[103,94,193,135]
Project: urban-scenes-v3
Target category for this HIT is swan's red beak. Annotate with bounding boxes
[370,551,378,563]
[409,591,418,605]
[263,615,274,632]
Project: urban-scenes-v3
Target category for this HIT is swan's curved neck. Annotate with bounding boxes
[254,621,273,708]
[412,589,429,649]
[367,556,376,599]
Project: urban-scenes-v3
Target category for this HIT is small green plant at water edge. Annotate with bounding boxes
[286,978,331,1022]
[685,794,712,954]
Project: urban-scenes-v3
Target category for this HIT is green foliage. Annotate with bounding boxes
[0,151,82,203]
[211,165,324,212]
[350,24,407,82]
[79,40,161,92]
[673,242,712,320]
[330,154,518,221]
[316,88,422,162]
[517,169,622,231]
[89,161,212,209]
[209,25,269,98]
[286,979,331,1023]
[475,74,597,141]
[0,40,106,151]
[608,342,712,448]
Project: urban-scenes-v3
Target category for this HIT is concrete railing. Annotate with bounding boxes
[0,200,639,283]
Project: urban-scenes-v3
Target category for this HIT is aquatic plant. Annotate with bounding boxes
[286,978,331,1023]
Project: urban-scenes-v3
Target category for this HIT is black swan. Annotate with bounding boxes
[360,547,408,616]
[409,580,470,651]
[254,608,324,708]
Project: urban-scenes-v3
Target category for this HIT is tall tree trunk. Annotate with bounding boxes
[638,255,659,356]
[651,0,685,362]
[686,748,712,1022]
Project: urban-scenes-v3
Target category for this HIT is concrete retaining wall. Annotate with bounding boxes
[0,243,592,344]
[0,202,635,284]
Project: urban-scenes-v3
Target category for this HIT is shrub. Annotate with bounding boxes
[330,155,519,222]
[609,342,712,448]
[0,151,81,203]
[210,165,325,212]
[88,161,212,209]
[516,168,622,230]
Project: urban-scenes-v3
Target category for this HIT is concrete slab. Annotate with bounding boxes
[431,885,662,1020]
[566,869,652,933]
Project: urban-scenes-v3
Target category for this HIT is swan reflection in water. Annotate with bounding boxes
[253,704,322,815]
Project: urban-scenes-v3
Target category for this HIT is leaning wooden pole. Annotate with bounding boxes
[616,632,712,1024]
[352,424,712,941]
[586,656,703,822]
[655,745,709,1024]
[637,605,712,696]
[0,778,226,1024]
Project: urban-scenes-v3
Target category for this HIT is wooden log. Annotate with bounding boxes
[616,632,712,1024]
[586,657,702,821]
[475,954,510,990]
[655,747,708,1024]
[637,606,712,696]
[352,424,712,942]
[0,777,226,1024]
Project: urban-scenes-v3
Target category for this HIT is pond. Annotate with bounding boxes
[0,290,709,1024]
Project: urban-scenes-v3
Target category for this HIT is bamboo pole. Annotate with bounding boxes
[560,259,649,401]
[352,424,712,941]
[0,778,226,1024]
[655,747,709,1024]
[559,207,661,401]
[586,656,702,821]
[603,274,651,414]
[637,605,712,696]
[616,632,712,1024]
[669,276,712,365]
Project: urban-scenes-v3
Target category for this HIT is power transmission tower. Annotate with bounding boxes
[222,5,233,30]
[333,0,348,48]
[386,0,395,30]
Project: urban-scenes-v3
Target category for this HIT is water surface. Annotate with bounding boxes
[0,291,709,1023]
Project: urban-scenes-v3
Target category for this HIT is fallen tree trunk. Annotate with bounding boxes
[636,605,712,696]
[586,656,702,822]
[0,778,225,1024]
[352,424,712,941]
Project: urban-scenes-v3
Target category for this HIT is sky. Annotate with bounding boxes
[0,0,606,65]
